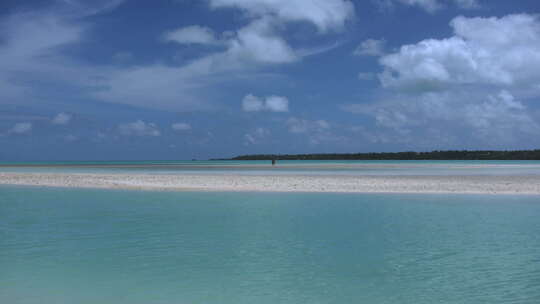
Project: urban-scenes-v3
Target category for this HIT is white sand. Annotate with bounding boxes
[1,172,540,194]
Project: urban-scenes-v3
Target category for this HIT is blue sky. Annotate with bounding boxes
[1,0,539,160]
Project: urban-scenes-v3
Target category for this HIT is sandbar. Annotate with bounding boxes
[1,172,540,195]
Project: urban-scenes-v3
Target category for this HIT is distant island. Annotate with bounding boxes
[226,150,540,161]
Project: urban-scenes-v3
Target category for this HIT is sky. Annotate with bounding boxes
[1,0,539,161]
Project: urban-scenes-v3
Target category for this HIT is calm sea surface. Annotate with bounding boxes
[2,160,540,176]
[1,186,539,303]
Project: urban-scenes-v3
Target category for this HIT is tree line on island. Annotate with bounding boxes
[225,150,540,161]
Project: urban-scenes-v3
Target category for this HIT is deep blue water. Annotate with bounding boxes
[1,186,540,303]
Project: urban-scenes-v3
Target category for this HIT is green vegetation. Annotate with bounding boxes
[229,150,540,160]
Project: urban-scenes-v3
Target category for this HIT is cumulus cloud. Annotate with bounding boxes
[354,39,386,56]
[52,112,72,125]
[345,13,540,147]
[242,94,289,112]
[226,17,298,64]
[379,14,540,91]
[265,96,289,112]
[118,120,161,136]
[163,25,220,45]
[8,122,32,135]
[171,122,192,131]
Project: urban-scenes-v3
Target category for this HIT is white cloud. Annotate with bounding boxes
[0,12,85,105]
[463,90,534,139]
[209,0,355,33]
[287,117,330,134]
[343,90,539,146]
[242,94,265,111]
[1,0,354,111]
[224,17,297,64]
[171,122,192,131]
[163,25,220,45]
[379,14,540,91]
[396,0,442,12]
[99,17,298,110]
[244,127,269,145]
[386,0,479,12]
[52,112,72,125]
[58,0,126,16]
[345,14,540,147]
[8,122,32,135]
[264,96,289,112]
[93,64,206,110]
[118,120,161,136]
[242,94,289,112]
[0,14,81,61]
[353,39,386,56]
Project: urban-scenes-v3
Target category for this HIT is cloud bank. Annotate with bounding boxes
[345,14,540,147]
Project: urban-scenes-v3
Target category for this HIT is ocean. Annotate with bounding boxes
[1,186,539,304]
[2,159,540,176]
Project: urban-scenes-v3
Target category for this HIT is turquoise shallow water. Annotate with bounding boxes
[1,186,540,303]
[2,160,540,176]
[2,160,540,165]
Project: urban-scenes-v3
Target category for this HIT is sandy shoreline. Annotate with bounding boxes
[2,163,540,170]
[1,172,540,195]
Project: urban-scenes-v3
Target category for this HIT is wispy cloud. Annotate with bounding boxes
[244,127,270,145]
[376,0,480,13]
[242,94,289,112]
[163,25,221,45]
[118,120,161,137]
[52,113,72,125]
[353,39,386,56]
[171,122,192,131]
[7,122,33,135]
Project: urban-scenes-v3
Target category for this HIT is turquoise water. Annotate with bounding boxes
[2,160,540,165]
[2,160,540,176]
[1,186,540,303]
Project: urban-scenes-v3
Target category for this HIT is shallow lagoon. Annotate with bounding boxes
[2,160,540,176]
[1,186,540,303]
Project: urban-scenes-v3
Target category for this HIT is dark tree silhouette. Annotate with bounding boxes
[225,150,540,161]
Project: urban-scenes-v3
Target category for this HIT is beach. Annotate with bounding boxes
[3,162,540,303]
[1,172,540,194]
